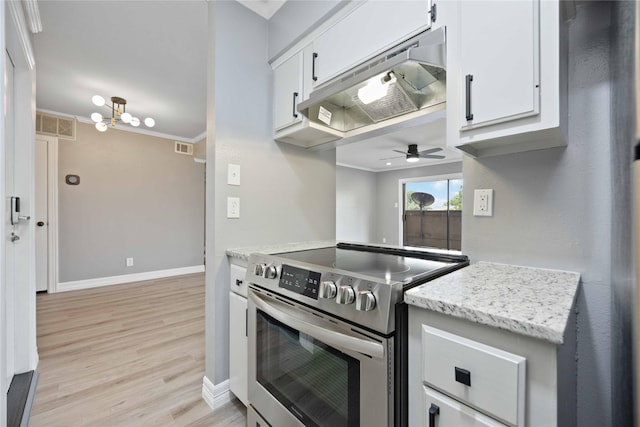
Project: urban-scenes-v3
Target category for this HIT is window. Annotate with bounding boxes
[402,178,462,250]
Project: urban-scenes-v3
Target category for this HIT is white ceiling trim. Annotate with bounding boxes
[22,0,43,33]
[38,109,199,144]
[7,0,35,70]
[236,0,287,19]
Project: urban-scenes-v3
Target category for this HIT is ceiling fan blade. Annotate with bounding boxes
[419,154,446,159]
[391,150,407,155]
[418,147,443,155]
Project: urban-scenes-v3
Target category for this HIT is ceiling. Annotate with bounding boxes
[33,1,208,141]
[336,117,462,172]
[31,0,462,170]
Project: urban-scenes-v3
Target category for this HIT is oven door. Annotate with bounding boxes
[248,287,392,427]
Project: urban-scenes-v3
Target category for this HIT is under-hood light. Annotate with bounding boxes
[358,72,396,105]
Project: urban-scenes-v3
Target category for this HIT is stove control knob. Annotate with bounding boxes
[356,291,376,312]
[263,265,279,279]
[319,281,337,299]
[254,263,266,277]
[336,285,355,305]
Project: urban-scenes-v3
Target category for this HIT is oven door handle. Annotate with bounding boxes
[250,291,385,359]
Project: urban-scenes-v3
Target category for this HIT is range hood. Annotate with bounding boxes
[298,27,446,136]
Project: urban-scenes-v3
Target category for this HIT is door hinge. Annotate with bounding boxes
[429,3,437,23]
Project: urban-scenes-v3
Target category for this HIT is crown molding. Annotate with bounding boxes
[37,109,203,143]
[7,0,35,70]
[21,0,42,33]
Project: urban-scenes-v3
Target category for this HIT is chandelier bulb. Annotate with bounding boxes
[92,95,105,107]
[96,122,108,132]
[131,117,141,127]
[144,117,155,128]
[91,112,103,123]
[121,112,132,124]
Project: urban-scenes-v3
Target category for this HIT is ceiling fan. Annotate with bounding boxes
[382,144,445,163]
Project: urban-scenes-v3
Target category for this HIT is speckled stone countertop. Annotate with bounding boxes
[226,240,337,261]
[405,262,580,345]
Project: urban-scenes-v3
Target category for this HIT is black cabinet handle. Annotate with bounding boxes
[292,92,299,118]
[465,74,474,121]
[312,52,318,82]
[455,366,471,386]
[245,308,248,337]
[37,221,45,227]
[429,403,440,427]
[430,3,437,22]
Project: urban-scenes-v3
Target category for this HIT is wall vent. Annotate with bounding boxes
[175,141,193,155]
[36,112,76,140]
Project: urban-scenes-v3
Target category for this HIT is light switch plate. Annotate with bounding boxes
[228,164,240,186]
[227,197,240,218]
[473,189,493,217]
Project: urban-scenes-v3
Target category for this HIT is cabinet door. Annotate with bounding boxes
[229,292,248,405]
[273,51,303,132]
[423,386,507,427]
[459,0,539,131]
[312,0,432,86]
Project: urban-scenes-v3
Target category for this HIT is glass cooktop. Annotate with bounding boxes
[276,245,461,284]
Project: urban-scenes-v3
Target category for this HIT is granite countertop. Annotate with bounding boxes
[404,262,580,345]
[226,240,337,261]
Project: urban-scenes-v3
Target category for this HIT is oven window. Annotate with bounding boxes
[256,310,360,427]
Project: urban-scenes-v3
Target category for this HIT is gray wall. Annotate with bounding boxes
[206,1,336,384]
[268,0,346,61]
[610,1,635,426]
[58,121,205,282]
[462,4,612,425]
[376,163,462,245]
[336,166,377,242]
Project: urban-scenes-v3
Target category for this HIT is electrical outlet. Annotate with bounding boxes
[473,189,493,217]
[126,257,134,267]
[227,197,240,218]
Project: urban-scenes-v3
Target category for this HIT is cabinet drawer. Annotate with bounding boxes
[230,264,247,297]
[422,325,525,426]
[423,386,507,427]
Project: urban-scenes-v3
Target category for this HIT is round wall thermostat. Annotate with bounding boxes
[65,174,80,185]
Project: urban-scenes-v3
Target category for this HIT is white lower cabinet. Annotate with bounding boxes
[229,264,248,405]
[423,386,507,427]
[408,306,577,427]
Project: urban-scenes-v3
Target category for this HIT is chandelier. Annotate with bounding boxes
[90,95,155,132]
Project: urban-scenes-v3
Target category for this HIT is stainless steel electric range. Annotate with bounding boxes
[246,242,469,427]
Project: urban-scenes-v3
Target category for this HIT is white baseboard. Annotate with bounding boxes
[57,265,205,292]
[202,376,231,410]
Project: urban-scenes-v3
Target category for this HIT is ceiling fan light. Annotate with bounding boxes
[131,117,141,127]
[95,122,108,132]
[144,117,155,128]
[406,154,420,163]
[91,112,103,123]
[92,95,105,107]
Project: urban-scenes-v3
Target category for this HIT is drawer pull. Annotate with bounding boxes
[455,366,471,386]
[428,403,440,427]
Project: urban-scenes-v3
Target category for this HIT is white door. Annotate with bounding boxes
[35,137,48,292]
[3,48,17,404]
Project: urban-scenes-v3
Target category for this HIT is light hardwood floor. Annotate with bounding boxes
[31,273,246,426]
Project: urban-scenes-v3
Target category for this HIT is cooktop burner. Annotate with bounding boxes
[277,246,451,284]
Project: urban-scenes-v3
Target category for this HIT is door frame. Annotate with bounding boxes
[397,173,462,247]
[36,135,59,293]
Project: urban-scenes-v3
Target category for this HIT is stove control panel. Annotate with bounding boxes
[248,256,389,326]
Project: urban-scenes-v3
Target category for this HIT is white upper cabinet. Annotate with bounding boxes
[447,0,567,157]
[458,0,539,130]
[273,51,303,132]
[311,0,434,87]
[272,45,342,147]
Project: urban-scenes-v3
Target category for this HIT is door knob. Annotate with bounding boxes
[37,221,45,227]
